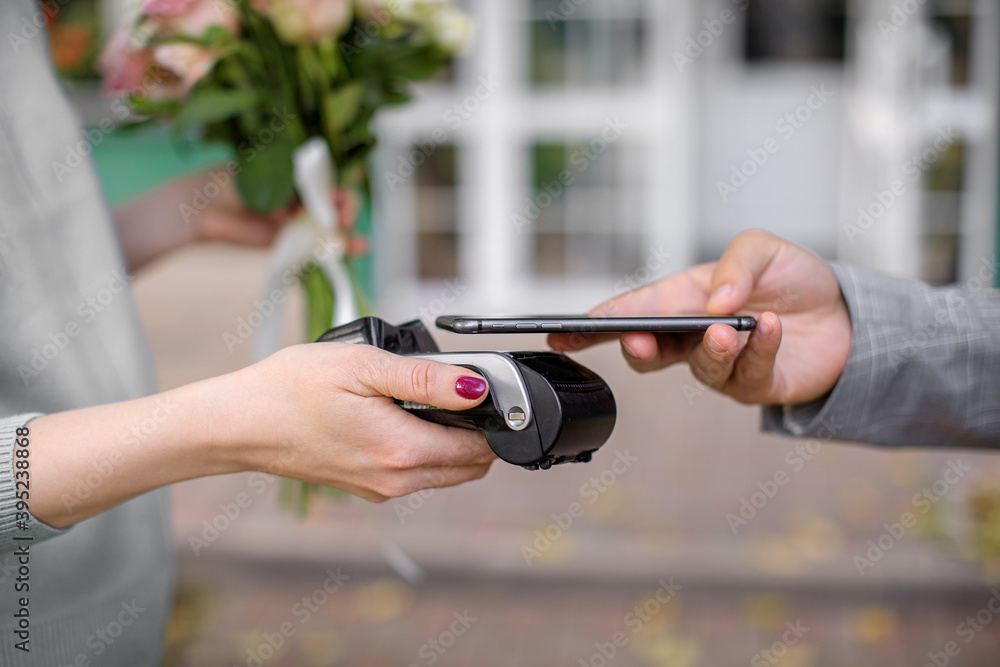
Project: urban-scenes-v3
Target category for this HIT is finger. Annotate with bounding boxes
[707,230,784,315]
[350,347,490,410]
[269,202,301,223]
[620,336,665,373]
[550,267,715,351]
[334,188,360,231]
[341,484,389,503]
[346,236,370,257]
[551,328,698,357]
[619,332,658,368]
[686,323,741,390]
[387,462,494,499]
[726,311,782,403]
[390,421,496,468]
[619,331,700,373]
[416,462,494,490]
[548,290,674,351]
[550,276,676,352]
[201,208,280,246]
[548,331,620,352]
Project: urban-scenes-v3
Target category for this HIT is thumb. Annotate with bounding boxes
[334,188,360,231]
[354,349,490,410]
[706,230,783,315]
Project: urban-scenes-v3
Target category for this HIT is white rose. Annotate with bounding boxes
[259,0,353,43]
[388,0,450,24]
[431,8,474,54]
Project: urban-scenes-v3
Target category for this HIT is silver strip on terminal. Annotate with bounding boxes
[406,352,533,430]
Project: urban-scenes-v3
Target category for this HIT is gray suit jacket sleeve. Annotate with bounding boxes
[763,262,1000,448]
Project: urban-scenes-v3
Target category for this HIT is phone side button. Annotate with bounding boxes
[515,323,538,330]
[541,323,562,330]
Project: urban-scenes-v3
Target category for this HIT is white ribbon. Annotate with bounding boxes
[256,142,427,578]
[253,137,360,362]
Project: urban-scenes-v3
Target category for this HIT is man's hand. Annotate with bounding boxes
[549,230,852,406]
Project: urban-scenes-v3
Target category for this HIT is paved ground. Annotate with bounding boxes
[164,555,1000,667]
[131,244,1000,666]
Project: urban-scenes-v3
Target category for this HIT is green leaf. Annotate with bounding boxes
[128,94,177,117]
[202,121,236,145]
[379,85,412,106]
[235,128,296,213]
[398,60,444,81]
[202,25,232,46]
[300,263,336,341]
[172,89,261,139]
[344,120,375,143]
[115,117,159,135]
[317,40,345,79]
[322,82,366,137]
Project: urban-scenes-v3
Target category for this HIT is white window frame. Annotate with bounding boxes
[372,0,697,320]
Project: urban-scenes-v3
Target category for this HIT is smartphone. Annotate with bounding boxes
[436,315,757,334]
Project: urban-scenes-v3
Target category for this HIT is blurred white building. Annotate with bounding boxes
[373,0,999,320]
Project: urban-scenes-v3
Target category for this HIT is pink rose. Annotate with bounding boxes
[102,0,237,98]
[101,27,207,100]
[256,0,353,43]
[141,0,240,38]
[152,44,221,94]
[141,0,192,13]
[99,29,156,94]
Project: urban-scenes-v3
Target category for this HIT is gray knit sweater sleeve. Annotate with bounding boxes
[0,414,65,553]
[763,262,1000,448]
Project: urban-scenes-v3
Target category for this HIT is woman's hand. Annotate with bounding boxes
[219,343,496,502]
[549,230,852,406]
[194,183,368,256]
[28,345,495,527]
[114,167,367,271]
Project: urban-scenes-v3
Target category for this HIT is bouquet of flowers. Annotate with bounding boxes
[101,0,473,511]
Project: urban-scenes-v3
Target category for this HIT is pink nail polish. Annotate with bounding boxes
[456,376,487,400]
